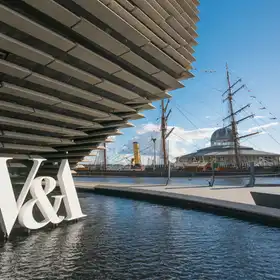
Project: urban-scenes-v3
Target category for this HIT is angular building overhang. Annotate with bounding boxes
[0,0,199,167]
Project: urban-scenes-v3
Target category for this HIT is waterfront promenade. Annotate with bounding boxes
[75,181,280,205]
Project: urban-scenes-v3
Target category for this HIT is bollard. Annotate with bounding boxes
[246,162,255,187]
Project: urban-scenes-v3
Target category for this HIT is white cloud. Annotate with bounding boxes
[136,123,160,134]
[107,136,116,142]
[168,126,218,143]
[137,123,218,142]
[114,123,218,163]
[254,115,267,119]
[247,122,279,133]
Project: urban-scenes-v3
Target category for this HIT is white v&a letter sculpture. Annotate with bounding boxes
[0,158,86,237]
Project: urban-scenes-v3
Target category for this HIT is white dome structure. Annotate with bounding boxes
[210,127,234,147]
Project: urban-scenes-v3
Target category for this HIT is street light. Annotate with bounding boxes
[151,137,156,170]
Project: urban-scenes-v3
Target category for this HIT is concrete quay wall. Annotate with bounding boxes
[75,169,280,178]
[77,185,280,227]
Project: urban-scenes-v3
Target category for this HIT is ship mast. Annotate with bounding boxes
[161,99,174,168]
[225,64,241,169]
[223,64,259,169]
[161,100,167,167]
[103,142,107,171]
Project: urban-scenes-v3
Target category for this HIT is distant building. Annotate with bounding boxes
[175,127,280,169]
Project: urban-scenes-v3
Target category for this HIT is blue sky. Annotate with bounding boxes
[93,0,280,164]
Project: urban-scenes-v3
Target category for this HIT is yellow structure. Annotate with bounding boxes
[133,142,141,167]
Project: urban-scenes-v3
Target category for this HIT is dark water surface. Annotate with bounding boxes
[1,192,280,280]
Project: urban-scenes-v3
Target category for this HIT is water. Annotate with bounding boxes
[74,175,280,187]
[1,192,280,279]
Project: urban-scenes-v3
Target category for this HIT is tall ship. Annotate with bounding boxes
[175,65,280,172]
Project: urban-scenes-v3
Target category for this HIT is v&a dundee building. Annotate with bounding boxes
[0,0,199,174]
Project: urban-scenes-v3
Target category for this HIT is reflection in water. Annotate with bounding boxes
[1,192,280,279]
[0,222,85,280]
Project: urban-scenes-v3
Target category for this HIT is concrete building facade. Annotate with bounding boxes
[0,0,199,173]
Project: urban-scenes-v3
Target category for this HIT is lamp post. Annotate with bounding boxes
[152,138,156,170]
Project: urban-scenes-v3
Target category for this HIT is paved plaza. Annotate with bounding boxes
[75,181,280,206]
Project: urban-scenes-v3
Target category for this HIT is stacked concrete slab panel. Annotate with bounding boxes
[0,0,199,172]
